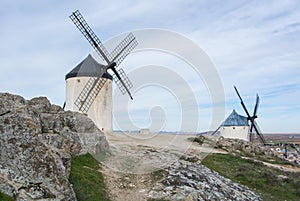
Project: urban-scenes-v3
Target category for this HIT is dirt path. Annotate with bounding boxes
[100,165,153,201]
[242,156,300,173]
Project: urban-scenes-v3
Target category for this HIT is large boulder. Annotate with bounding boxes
[0,93,109,200]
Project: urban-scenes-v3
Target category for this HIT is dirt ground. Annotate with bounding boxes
[98,132,300,201]
[98,132,223,201]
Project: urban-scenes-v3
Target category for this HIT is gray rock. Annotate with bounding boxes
[149,160,262,201]
[0,93,109,200]
[216,137,274,157]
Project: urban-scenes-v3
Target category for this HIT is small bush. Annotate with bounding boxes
[193,135,205,145]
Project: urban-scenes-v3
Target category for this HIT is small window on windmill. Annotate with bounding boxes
[77,79,80,83]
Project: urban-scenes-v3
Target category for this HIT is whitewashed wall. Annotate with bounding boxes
[220,126,249,141]
[65,76,112,132]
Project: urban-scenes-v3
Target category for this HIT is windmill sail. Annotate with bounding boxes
[74,77,107,113]
[252,121,266,145]
[70,10,137,112]
[234,86,252,118]
[109,32,138,66]
[70,10,110,63]
[112,68,133,98]
[253,94,259,118]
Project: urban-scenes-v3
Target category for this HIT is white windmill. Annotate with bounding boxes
[65,10,137,132]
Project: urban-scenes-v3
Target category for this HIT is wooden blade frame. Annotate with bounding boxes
[112,68,133,99]
[109,33,138,66]
[74,77,107,113]
[70,10,110,63]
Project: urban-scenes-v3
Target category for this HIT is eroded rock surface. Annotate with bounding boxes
[0,93,109,200]
[149,160,262,201]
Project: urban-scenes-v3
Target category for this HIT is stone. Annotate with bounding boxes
[149,160,262,201]
[216,137,273,157]
[0,93,109,200]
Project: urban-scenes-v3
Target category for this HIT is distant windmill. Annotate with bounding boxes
[234,86,266,145]
[69,10,137,113]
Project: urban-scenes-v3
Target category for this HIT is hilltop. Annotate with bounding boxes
[1,93,299,201]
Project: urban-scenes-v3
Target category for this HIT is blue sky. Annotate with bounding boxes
[0,0,299,133]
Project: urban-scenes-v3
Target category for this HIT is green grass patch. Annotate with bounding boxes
[69,153,110,201]
[0,192,15,201]
[202,153,300,201]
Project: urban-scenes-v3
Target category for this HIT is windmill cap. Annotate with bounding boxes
[65,54,113,80]
[222,109,248,126]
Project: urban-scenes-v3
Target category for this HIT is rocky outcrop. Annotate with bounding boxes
[149,160,262,201]
[0,93,109,200]
[216,137,274,157]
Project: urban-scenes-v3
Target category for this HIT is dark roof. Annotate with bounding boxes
[65,54,112,80]
[222,109,248,126]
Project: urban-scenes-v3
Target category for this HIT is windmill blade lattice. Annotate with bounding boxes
[74,77,107,113]
[70,10,110,64]
[109,33,138,67]
[113,68,133,95]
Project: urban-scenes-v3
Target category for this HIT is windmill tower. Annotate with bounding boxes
[65,10,137,132]
[65,54,113,132]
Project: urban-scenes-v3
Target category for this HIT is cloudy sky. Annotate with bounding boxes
[1,0,299,133]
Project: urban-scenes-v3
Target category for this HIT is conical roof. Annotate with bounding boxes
[222,109,248,126]
[65,54,112,80]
